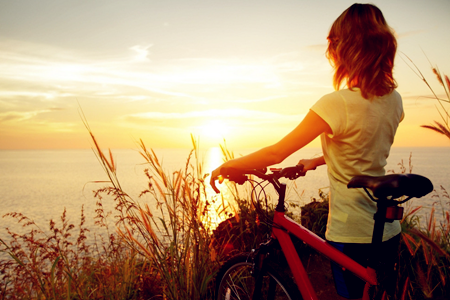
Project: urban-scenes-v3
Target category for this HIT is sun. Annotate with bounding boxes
[200,120,231,140]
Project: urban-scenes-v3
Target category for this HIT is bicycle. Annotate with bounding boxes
[211,165,433,300]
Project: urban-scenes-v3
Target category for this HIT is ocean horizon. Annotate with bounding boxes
[1,147,449,240]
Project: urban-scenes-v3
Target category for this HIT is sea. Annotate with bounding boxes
[1,147,449,242]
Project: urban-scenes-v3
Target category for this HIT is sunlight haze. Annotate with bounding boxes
[1,0,450,150]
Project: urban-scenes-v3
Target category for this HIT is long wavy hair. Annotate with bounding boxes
[326,4,397,99]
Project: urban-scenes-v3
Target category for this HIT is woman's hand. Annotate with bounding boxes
[210,165,225,194]
[298,156,325,172]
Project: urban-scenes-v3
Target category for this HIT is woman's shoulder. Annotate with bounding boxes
[388,89,402,100]
[321,88,362,99]
[318,90,346,102]
[338,88,402,102]
[312,90,348,115]
[376,90,402,106]
[316,89,401,106]
[317,89,362,106]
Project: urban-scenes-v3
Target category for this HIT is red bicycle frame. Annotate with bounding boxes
[272,211,378,300]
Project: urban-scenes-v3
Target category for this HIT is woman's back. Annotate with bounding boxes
[311,88,403,243]
[312,88,403,183]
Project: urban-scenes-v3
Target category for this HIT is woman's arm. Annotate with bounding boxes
[210,110,331,191]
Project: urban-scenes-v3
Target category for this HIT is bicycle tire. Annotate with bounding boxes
[215,253,302,300]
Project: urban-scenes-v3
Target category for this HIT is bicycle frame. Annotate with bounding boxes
[269,183,380,300]
[272,211,378,300]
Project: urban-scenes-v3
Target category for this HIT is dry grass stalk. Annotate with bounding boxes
[0,205,152,299]
[87,133,229,299]
[403,55,450,141]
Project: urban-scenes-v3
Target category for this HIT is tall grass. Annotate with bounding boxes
[420,67,450,138]
[82,107,234,299]
[0,118,231,299]
[403,56,450,139]
[399,196,450,299]
[384,157,450,299]
[116,137,223,299]
[394,59,450,298]
[0,207,152,299]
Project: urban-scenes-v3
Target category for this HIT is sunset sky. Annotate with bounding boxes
[1,0,450,150]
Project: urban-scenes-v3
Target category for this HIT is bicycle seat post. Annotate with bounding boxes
[371,198,389,248]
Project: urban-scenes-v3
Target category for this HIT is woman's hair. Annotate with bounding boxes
[326,3,397,99]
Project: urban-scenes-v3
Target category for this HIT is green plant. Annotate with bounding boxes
[300,189,329,239]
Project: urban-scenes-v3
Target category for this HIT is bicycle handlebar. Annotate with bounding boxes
[211,164,306,194]
[212,164,433,204]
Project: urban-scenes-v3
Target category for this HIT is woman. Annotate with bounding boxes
[210,4,402,299]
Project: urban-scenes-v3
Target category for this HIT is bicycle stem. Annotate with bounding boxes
[275,183,287,212]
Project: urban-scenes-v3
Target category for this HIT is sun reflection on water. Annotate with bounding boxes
[203,146,236,230]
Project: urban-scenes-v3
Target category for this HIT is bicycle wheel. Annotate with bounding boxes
[215,253,302,300]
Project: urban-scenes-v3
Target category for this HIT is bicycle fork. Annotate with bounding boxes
[251,239,275,300]
[251,233,314,300]
[253,268,278,300]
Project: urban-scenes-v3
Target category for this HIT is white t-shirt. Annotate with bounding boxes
[311,88,403,243]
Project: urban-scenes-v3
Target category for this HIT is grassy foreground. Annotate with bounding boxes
[0,134,449,299]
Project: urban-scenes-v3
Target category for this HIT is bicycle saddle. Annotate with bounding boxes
[348,174,433,199]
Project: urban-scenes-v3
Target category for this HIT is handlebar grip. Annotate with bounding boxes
[211,167,253,194]
[211,164,304,194]
[221,167,248,185]
[279,164,305,180]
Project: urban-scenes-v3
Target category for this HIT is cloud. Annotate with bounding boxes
[130,45,153,62]
[0,37,327,125]
[0,109,51,122]
[397,30,426,39]
[125,109,286,120]
[0,91,73,100]
[401,93,447,107]
[0,38,325,104]
[0,39,196,102]
[122,108,305,127]
[305,44,327,52]
[227,95,287,104]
